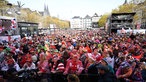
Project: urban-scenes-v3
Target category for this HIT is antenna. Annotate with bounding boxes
[17,1,25,8]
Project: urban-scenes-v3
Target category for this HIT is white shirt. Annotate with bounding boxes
[105,56,115,68]
[22,62,36,70]
[1,63,20,71]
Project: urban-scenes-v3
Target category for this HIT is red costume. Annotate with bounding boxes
[64,59,83,74]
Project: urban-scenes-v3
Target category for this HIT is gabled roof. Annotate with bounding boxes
[72,16,81,19]
[92,13,99,17]
[84,15,91,19]
[38,11,44,16]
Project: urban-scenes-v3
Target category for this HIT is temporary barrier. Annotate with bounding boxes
[1,70,99,82]
[0,35,21,41]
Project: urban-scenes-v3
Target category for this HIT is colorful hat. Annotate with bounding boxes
[102,58,108,65]
[29,48,35,53]
[96,55,103,62]
[95,39,100,43]
[87,53,96,61]
[82,48,88,52]
[120,61,130,68]
[7,59,15,65]
[54,49,59,53]
[56,63,64,71]
[73,54,78,58]
[0,46,4,50]
[50,45,56,49]
[26,57,32,62]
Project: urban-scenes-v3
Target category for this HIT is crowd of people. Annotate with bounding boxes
[0,29,146,82]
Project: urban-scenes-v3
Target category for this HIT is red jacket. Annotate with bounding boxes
[37,60,49,73]
[64,59,83,74]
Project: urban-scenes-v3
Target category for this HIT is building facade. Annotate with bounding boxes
[92,13,101,28]
[83,15,92,29]
[70,16,83,29]
[70,13,101,29]
[132,0,145,4]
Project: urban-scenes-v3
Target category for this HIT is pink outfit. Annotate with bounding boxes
[37,60,50,73]
[64,59,83,74]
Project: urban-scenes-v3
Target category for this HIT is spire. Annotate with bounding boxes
[46,5,50,16]
[44,4,46,12]
[123,0,128,5]
[43,4,50,16]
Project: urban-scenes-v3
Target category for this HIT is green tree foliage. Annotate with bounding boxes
[0,0,8,8]
[115,3,134,13]
[41,16,52,28]
[0,0,10,16]
[18,8,31,22]
[134,0,146,23]
[27,11,41,23]
[98,14,109,27]
[41,16,69,28]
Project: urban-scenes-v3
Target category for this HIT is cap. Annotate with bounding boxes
[82,48,88,52]
[62,44,66,48]
[29,48,35,53]
[73,54,78,58]
[54,49,59,53]
[87,53,95,61]
[53,54,58,59]
[102,58,108,65]
[120,61,130,68]
[0,46,4,50]
[97,64,109,72]
[96,55,103,62]
[7,59,15,65]
[26,58,32,62]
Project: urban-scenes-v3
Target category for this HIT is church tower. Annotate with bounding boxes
[123,0,128,5]
[46,5,50,16]
[43,4,50,16]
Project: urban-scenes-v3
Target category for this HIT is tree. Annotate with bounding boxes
[98,14,109,27]
[27,11,41,23]
[41,16,52,28]
[112,3,135,13]
[118,3,134,13]
[0,0,9,16]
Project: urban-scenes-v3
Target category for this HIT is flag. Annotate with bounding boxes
[11,19,17,29]
[136,23,141,29]
[0,27,2,33]
[0,20,2,33]
[121,28,126,33]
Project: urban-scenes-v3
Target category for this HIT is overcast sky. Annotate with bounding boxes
[7,0,131,20]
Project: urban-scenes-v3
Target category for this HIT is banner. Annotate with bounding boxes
[0,36,9,41]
